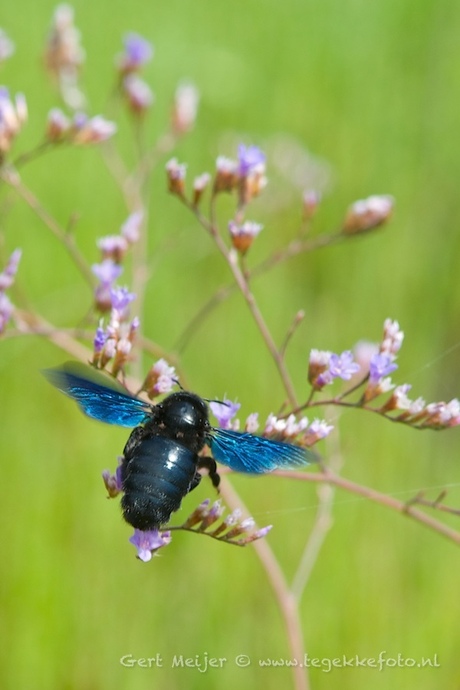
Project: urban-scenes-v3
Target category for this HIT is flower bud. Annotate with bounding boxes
[165,158,186,197]
[228,220,263,255]
[172,82,199,134]
[343,195,394,235]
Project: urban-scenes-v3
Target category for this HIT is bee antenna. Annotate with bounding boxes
[203,397,229,406]
[173,378,184,390]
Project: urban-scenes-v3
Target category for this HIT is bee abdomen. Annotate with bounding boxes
[121,436,198,530]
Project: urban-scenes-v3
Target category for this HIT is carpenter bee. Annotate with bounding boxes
[44,362,315,531]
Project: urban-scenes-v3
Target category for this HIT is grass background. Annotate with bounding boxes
[1,0,460,688]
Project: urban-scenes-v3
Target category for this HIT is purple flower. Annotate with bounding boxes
[102,462,123,497]
[369,353,398,384]
[328,350,361,381]
[109,286,136,312]
[237,144,266,177]
[118,33,153,73]
[92,259,123,284]
[93,325,108,353]
[209,399,241,429]
[129,529,171,562]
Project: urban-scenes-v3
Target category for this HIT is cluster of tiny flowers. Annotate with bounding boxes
[228,220,263,255]
[210,398,333,446]
[166,144,267,254]
[116,33,154,116]
[90,214,143,373]
[92,292,138,375]
[342,194,394,235]
[102,481,271,560]
[308,349,361,389]
[363,318,403,400]
[92,211,142,311]
[358,320,460,427]
[46,109,117,144]
[0,249,21,335]
[181,499,273,547]
[97,210,143,262]
[0,87,27,157]
[306,318,460,429]
[44,4,85,110]
[214,143,267,204]
[209,399,242,430]
[264,413,334,447]
[307,319,403,395]
[140,358,177,399]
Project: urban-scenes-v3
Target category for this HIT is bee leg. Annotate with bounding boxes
[122,425,146,457]
[189,472,202,492]
[197,456,221,491]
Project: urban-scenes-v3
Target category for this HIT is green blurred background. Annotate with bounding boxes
[2,0,460,688]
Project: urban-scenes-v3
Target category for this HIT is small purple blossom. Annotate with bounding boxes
[237,144,266,177]
[102,461,123,497]
[110,286,136,312]
[118,33,154,73]
[129,528,171,562]
[328,350,361,381]
[210,399,241,429]
[315,370,335,387]
[93,324,108,353]
[369,353,398,384]
[92,259,123,284]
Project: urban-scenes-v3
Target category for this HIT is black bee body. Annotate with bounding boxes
[120,391,220,530]
[43,362,314,534]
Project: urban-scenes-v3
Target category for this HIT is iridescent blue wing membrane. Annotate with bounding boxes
[208,428,316,474]
[43,362,152,428]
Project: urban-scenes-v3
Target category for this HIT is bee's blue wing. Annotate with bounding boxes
[208,427,317,474]
[43,362,152,428]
